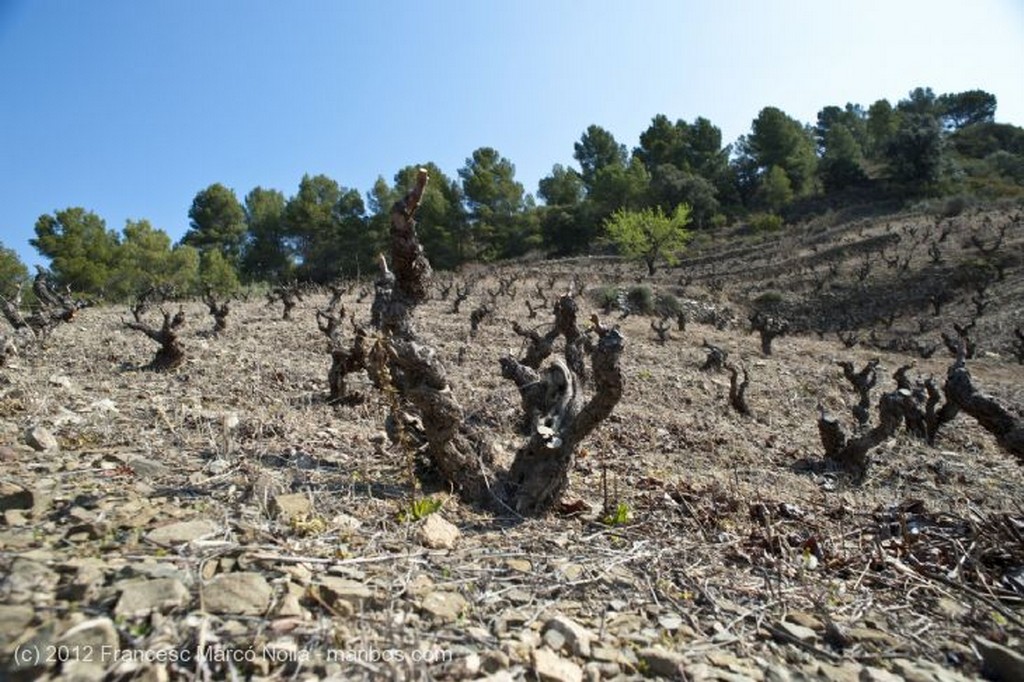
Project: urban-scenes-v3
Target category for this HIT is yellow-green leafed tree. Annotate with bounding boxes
[603,204,692,276]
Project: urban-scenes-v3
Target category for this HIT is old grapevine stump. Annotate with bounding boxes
[124,306,186,371]
[372,169,625,515]
[945,351,1024,461]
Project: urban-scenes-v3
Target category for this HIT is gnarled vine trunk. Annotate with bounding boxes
[372,169,626,515]
[944,352,1024,461]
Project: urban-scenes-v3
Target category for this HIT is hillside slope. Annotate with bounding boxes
[0,202,1022,681]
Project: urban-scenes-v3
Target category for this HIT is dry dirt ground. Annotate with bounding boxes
[1,204,1023,681]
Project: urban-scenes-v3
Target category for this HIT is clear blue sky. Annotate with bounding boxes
[2,0,1022,269]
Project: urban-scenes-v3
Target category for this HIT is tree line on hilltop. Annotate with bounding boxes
[2,86,1022,301]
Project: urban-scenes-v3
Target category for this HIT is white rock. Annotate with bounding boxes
[417,514,460,549]
[532,648,583,682]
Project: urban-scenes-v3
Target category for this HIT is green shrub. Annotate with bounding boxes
[938,195,970,218]
[654,292,682,317]
[749,212,784,233]
[593,285,620,311]
[753,290,785,310]
[626,285,654,315]
[602,502,631,526]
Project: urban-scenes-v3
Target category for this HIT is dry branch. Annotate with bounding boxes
[469,303,493,337]
[944,352,1024,462]
[203,289,230,334]
[725,363,751,416]
[368,169,625,515]
[317,304,371,405]
[124,303,186,371]
[651,315,671,345]
[750,310,789,356]
[837,358,879,426]
[942,321,977,359]
[267,283,303,320]
[2,271,86,343]
[818,392,904,475]
[450,282,471,314]
[701,340,727,372]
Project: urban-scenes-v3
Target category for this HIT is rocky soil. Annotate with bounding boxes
[1,203,1023,681]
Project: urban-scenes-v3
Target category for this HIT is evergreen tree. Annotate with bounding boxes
[183,183,247,264]
[241,187,292,283]
[0,243,29,294]
[31,208,122,294]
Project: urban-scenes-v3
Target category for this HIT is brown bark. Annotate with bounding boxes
[818,391,904,475]
[701,339,728,372]
[725,363,751,416]
[837,358,878,426]
[203,289,230,334]
[317,305,370,405]
[750,311,789,356]
[267,283,303,320]
[125,307,186,371]
[651,316,671,345]
[370,169,626,515]
[502,317,624,515]
[944,353,1024,461]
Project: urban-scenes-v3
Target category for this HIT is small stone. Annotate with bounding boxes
[505,587,533,604]
[271,492,313,520]
[815,662,861,682]
[26,426,59,452]
[480,649,510,673]
[146,519,219,545]
[543,628,566,652]
[0,604,34,647]
[775,620,819,643]
[860,666,904,682]
[115,578,190,618]
[3,558,59,604]
[315,576,372,611]
[532,648,583,682]
[584,661,620,680]
[685,663,716,681]
[332,512,362,530]
[420,590,468,622]
[765,664,792,682]
[48,374,72,388]
[0,481,33,511]
[657,612,684,631]
[57,617,119,681]
[3,509,27,526]
[845,627,897,647]
[891,659,973,682]
[785,611,824,630]
[88,398,119,413]
[506,558,533,573]
[543,615,595,657]
[202,572,272,615]
[207,458,230,474]
[417,514,460,549]
[127,456,170,479]
[449,652,481,678]
[556,562,584,581]
[975,636,1024,682]
[0,445,20,462]
[638,647,686,678]
[706,651,761,679]
[276,593,305,618]
[591,645,621,663]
